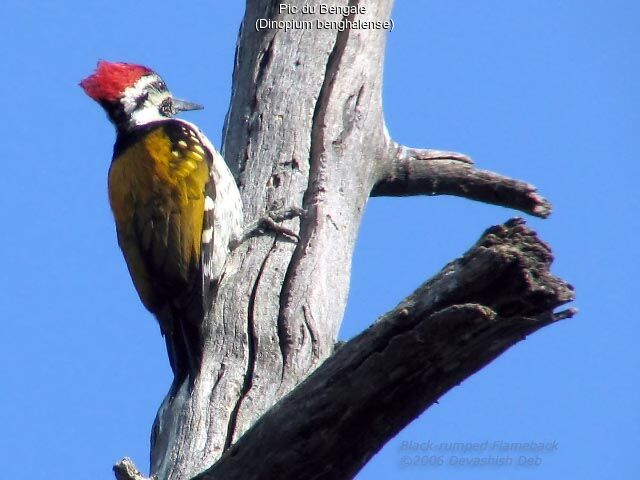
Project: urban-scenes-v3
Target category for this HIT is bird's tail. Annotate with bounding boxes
[156,301,204,395]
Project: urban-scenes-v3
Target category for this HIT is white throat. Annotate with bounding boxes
[129,103,167,127]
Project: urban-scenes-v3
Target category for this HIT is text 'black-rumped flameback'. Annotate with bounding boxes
[80,61,242,385]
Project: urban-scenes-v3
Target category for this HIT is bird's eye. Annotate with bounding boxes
[157,81,166,91]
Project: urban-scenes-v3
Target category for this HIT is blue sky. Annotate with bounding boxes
[1,1,637,479]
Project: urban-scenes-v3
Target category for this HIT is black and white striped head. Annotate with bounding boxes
[80,61,203,132]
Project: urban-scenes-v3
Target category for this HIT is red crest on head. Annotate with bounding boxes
[80,60,153,102]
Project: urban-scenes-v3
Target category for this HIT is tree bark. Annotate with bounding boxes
[114,2,573,479]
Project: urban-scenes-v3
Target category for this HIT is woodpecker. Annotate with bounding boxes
[80,61,243,385]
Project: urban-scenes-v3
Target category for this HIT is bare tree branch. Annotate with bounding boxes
[372,143,552,218]
[187,218,574,480]
[113,2,573,478]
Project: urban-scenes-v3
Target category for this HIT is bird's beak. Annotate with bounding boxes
[172,98,204,112]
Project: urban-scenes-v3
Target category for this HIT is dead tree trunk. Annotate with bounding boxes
[114,2,574,479]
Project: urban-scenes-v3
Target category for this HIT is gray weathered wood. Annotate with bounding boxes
[190,219,574,480]
[372,143,552,218]
[114,2,571,479]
